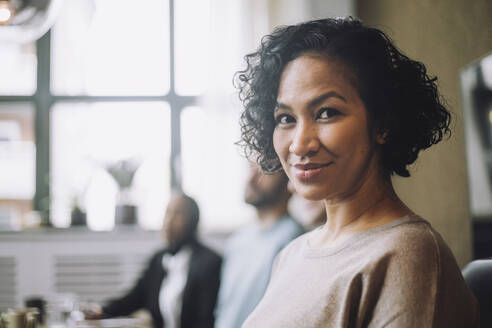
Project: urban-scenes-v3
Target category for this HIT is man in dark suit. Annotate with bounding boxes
[87,192,222,328]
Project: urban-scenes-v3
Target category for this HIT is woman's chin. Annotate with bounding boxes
[294,186,328,202]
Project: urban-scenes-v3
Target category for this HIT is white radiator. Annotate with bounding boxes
[0,228,162,311]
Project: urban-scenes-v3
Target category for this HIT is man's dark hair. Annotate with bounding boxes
[180,193,200,234]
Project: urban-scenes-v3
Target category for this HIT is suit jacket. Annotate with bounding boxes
[103,240,222,328]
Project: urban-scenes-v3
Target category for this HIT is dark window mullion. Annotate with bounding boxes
[170,103,182,189]
[0,96,36,102]
[169,0,180,190]
[51,95,196,104]
[31,0,193,225]
[34,30,53,225]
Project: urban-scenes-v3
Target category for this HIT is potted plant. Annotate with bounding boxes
[105,158,141,225]
[70,195,87,227]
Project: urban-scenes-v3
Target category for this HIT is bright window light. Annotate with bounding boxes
[0,43,36,95]
[51,102,171,230]
[181,106,254,232]
[51,0,170,96]
[174,0,210,95]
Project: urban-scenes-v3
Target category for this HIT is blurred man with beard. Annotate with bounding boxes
[86,192,222,328]
[214,164,304,328]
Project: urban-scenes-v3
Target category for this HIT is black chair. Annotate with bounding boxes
[462,258,492,328]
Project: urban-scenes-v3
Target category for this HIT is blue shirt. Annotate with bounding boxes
[215,215,304,328]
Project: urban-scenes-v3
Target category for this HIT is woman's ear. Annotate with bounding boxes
[376,130,388,145]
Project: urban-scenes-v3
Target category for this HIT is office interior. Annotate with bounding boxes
[0,0,491,324]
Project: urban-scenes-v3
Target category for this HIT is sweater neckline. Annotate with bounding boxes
[301,215,425,258]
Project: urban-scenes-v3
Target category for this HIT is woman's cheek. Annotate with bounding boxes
[320,125,352,153]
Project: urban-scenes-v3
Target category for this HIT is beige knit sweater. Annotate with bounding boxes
[242,216,479,328]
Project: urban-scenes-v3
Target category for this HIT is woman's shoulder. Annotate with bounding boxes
[371,215,441,255]
[375,215,479,326]
[355,216,479,327]
[371,215,467,283]
[275,216,441,262]
[273,215,460,275]
[383,215,456,258]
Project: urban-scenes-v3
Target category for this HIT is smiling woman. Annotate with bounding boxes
[236,17,479,327]
[273,55,377,202]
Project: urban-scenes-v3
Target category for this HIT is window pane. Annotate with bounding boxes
[0,43,36,95]
[51,0,170,96]
[51,102,171,230]
[0,104,35,230]
[174,0,210,95]
[181,106,254,231]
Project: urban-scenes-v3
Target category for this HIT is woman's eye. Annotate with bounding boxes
[317,107,340,120]
[275,114,295,125]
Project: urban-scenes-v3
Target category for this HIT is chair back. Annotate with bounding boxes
[462,259,492,328]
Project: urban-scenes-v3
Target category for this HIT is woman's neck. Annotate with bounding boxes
[310,172,411,249]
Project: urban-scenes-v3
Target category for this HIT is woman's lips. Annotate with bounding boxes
[291,162,333,181]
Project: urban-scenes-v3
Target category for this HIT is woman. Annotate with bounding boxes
[236,17,479,327]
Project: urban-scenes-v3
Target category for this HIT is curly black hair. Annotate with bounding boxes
[234,17,451,177]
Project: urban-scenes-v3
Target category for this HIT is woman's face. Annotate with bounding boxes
[273,55,382,202]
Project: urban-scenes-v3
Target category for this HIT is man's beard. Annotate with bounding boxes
[245,186,286,210]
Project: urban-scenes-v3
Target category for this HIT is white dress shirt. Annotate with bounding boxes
[158,247,192,328]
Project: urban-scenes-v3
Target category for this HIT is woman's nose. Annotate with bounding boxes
[288,123,320,156]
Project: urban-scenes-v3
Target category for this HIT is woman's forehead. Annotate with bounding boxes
[277,55,359,105]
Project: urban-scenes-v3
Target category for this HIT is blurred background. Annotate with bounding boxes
[0,0,491,318]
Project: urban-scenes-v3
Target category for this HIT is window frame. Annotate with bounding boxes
[0,0,192,225]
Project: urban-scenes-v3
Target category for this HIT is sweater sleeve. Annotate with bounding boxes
[365,228,479,328]
[365,247,439,327]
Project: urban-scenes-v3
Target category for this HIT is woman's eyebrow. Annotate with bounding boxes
[275,102,292,111]
[308,91,347,108]
[275,91,347,112]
